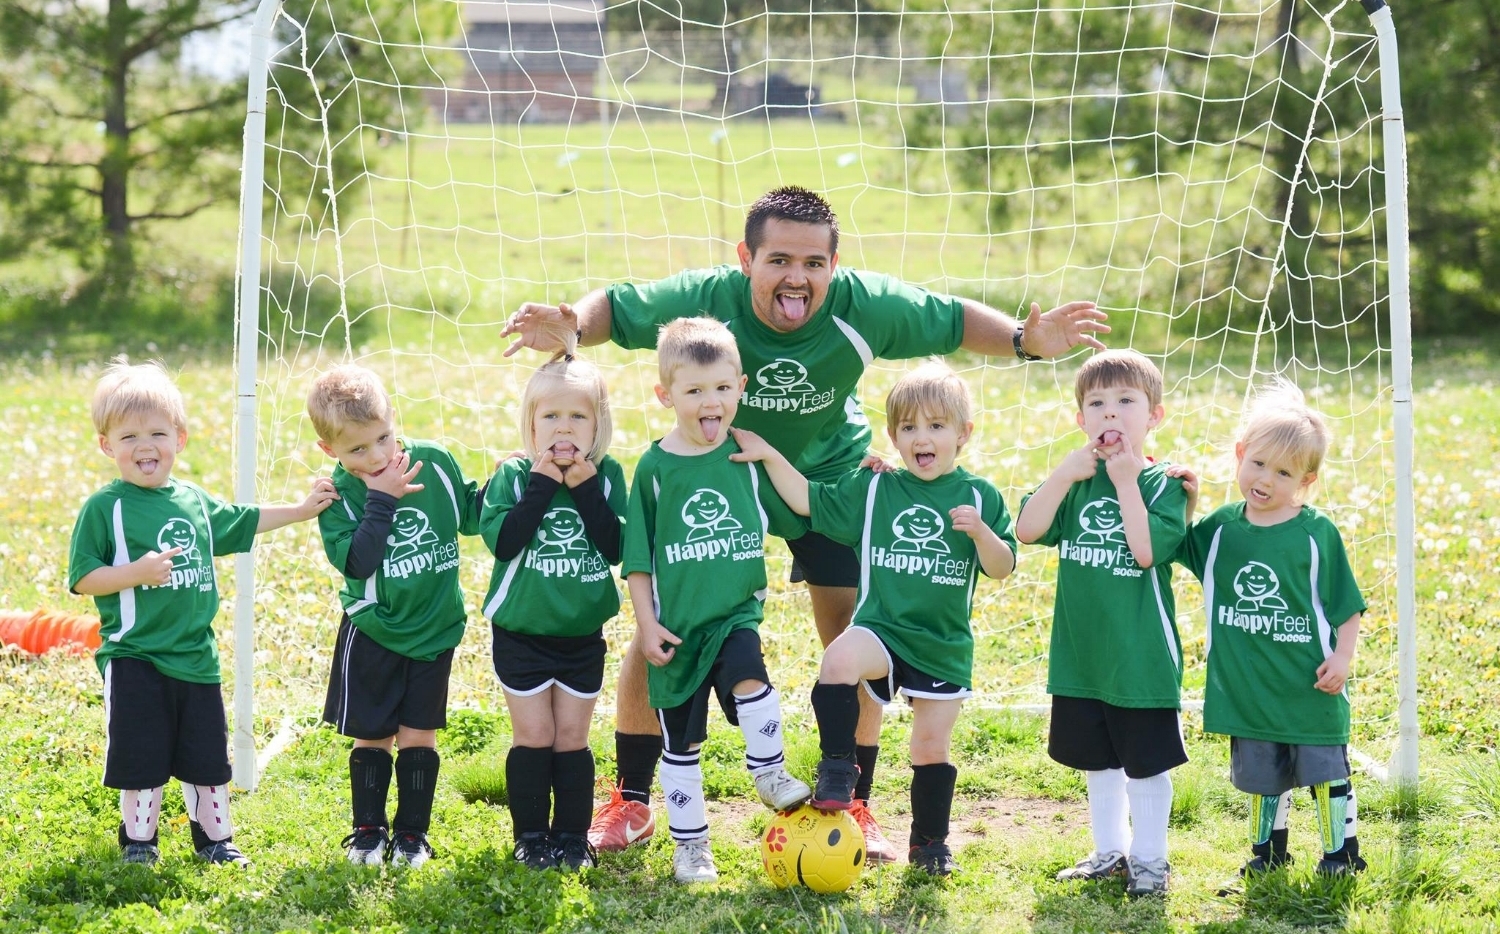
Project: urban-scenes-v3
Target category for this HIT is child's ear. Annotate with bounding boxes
[956,420,974,449]
[737,373,748,393]
[1147,403,1165,430]
[97,434,113,457]
[316,439,337,459]
[175,428,188,452]
[653,383,672,408]
[1233,440,1246,461]
[1301,471,1318,489]
[1074,410,1086,431]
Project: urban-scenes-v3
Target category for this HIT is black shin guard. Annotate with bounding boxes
[349,747,394,829]
[910,763,958,847]
[614,732,662,806]
[507,745,555,838]
[854,744,879,801]
[551,748,596,836]
[392,746,440,835]
[810,683,860,761]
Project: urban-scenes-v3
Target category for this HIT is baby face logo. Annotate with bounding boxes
[1233,561,1289,611]
[387,507,440,560]
[535,507,588,556]
[157,517,199,566]
[890,505,950,554]
[681,488,742,543]
[753,358,815,397]
[1076,498,1127,545]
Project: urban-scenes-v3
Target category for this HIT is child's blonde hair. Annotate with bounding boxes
[306,365,394,442]
[1074,349,1164,409]
[886,359,973,433]
[91,357,187,435]
[656,317,741,388]
[1237,378,1329,477]
[520,354,614,463]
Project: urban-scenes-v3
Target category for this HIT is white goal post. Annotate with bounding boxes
[231,0,1416,792]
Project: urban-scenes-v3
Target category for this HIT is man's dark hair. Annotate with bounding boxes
[744,186,839,257]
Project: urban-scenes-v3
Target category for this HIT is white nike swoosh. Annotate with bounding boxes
[623,817,652,843]
[932,681,947,688]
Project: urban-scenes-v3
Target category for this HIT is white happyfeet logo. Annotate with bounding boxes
[753,358,816,398]
[387,507,439,560]
[535,507,589,557]
[681,489,742,543]
[889,505,949,554]
[1232,562,1289,612]
[156,517,200,567]
[1076,498,1127,545]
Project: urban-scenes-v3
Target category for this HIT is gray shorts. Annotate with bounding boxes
[1229,737,1350,795]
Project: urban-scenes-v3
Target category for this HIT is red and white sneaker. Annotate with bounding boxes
[586,780,655,852]
[850,799,899,864]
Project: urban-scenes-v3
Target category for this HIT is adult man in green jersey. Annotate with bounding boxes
[502,186,1109,858]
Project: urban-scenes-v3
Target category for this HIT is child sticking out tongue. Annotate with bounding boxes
[1098,429,1122,448]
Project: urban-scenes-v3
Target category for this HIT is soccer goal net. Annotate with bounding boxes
[233,0,1414,789]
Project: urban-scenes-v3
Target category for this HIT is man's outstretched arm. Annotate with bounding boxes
[959,298,1110,359]
[502,288,614,356]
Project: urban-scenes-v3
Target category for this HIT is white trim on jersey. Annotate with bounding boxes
[1201,525,1224,657]
[1150,570,1180,672]
[746,462,770,602]
[964,485,983,606]
[650,475,663,622]
[1309,535,1335,660]
[109,498,137,642]
[431,462,461,526]
[481,472,532,621]
[830,315,874,367]
[852,473,882,620]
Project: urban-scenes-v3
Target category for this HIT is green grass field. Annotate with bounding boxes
[1,112,1496,931]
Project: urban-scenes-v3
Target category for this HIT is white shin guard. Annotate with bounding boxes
[659,748,708,842]
[734,685,786,775]
[181,781,233,842]
[120,787,163,842]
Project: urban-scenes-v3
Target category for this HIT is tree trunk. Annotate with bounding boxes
[100,0,132,256]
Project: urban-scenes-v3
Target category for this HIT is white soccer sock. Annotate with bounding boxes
[182,781,234,842]
[120,787,162,842]
[1085,768,1130,856]
[734,685,786,776]
[659,747,708,842]
[1126,771,1174,862]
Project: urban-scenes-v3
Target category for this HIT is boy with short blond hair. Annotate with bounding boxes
[69,358,336,866]
[1015,349,1189,896]
[733,359,1017,876]
[621,317,812,884]
[309,363,481,869]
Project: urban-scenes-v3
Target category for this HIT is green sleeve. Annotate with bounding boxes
[608,267,738,350]
[479,459,529,556]
[434,445,482,536]
[1020,484,1070,549]
[603,456,630,548]
[808,470,874,548]
[1144,473,1188,564]
[982,481,1019,573]
[197,485,261,556]
[67,495,113,591]
[319,489,359,573]
[1177,514,1215,580]
[756,462,811,541]
[1314,515,1367,628]
[621,455,658,577]
[843,269,966,360]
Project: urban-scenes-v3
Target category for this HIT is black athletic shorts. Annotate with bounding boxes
[492,625,606,698]
[1047,694,1188,779]
[857,627,972,704]
[657,627,771,754]
[102,656,232,789]
[323,615,454,740]
[787,529,860,589]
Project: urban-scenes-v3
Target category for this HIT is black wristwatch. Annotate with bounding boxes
[1013,326,1043,362]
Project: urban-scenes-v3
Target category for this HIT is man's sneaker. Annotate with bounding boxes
[554,832,598,870]
[1216,851,1293,897]
[196,840,252,867]
[810,758,859,811]
[673,836,719,883]
[390,831,433,869]
[909,840,958,877]
[849,800,898,863]
[1055,850,1127,882]
[514,831,558,870]
[754,767,812,811]
[1126,856,1171,897]
[1315,852,1368,877]
[342,825,390,865]
[121,842,160,865]
[587,781,655,852]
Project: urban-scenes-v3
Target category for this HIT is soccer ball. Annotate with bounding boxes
[761,804,865,894]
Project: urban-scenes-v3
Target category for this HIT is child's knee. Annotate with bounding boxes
[731,678,767,696]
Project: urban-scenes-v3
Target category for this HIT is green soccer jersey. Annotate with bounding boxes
[319,439,481,661]
[621,438,809,708]
[67,478,261,684]
[1022,462,1188,708]
[808,467,1016,689]
[609,265,966,483]
[1178,503,1366,745]
[479,455,627,637]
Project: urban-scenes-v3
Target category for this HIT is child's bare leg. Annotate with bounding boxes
[908,697,963,874]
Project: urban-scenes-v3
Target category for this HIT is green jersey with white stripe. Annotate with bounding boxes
[808,467,1016,689]
[1022,462,1188,709]
[67,478,261,683]
[319,439,481,661]
[479,455,627,637]
[609,266,966,483]
[1178,503,1366,744]
[621,438,809,709]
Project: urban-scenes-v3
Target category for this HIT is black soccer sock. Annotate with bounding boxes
[614,731,662,806]
[551,747,596,837]
[117,822,158,848]
[810,683,859,761]
[392,746,440,836]
[910,762,958,847]
[854,744,880,801]
[349,747,394,829]
[188,820,233,852]
[507,745,555,838]
[1252,827,1290,861]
